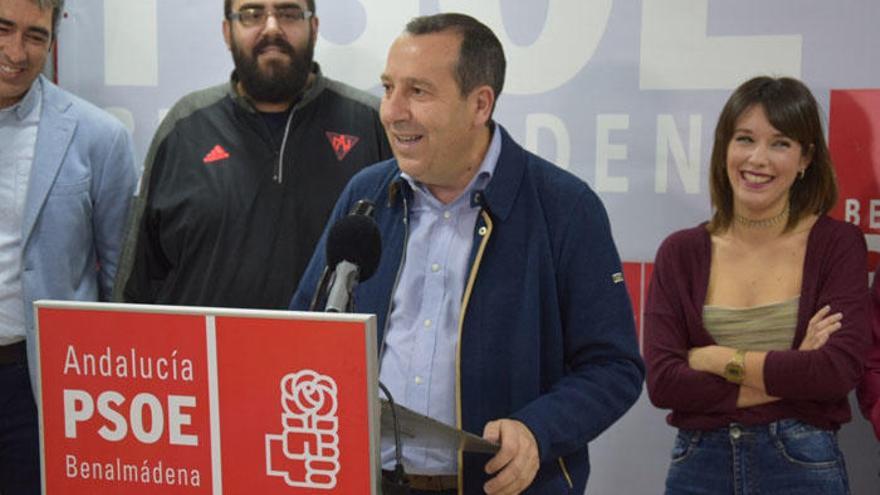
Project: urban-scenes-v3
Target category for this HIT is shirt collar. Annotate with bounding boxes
[400,123,501,205]
[1,78,42,121]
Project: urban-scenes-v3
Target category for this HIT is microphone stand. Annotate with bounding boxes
[308,266,332,311]
[379,382,409,495]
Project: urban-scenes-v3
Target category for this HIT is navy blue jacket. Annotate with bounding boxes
[291,126,644,493]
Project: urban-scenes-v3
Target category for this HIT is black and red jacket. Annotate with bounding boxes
[115,65,391,308]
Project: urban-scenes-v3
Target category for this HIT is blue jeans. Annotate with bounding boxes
[665,419,849,495]
[0,362,40,495]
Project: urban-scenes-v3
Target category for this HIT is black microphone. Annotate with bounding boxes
[323,213,381,313]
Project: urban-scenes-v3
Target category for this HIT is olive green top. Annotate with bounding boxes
[703,297,799,351]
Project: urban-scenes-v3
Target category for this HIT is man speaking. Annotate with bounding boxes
[292,13,644,495]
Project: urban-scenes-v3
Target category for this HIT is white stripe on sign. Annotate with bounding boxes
[206,316,223,494]
[104,0,158,86]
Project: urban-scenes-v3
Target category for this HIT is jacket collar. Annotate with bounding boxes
[227,62,326,114]
[385,124,525,222]
[4,76,41,120]
[22,76,77,244]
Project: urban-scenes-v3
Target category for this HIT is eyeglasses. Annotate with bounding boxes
[227,7,314,28]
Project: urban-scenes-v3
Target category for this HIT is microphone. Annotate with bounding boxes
[323,213,382,313]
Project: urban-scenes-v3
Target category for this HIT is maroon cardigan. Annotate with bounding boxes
[645,215,870,431]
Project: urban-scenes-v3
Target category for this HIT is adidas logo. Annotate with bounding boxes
[203,145,230,164]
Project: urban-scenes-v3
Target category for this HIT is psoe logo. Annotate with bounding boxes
[265,369,340,489]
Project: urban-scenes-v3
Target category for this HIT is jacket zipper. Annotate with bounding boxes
[558,457,574,489]
[377,195,410,368]
[275,108,296,184]
[455,210,493,494]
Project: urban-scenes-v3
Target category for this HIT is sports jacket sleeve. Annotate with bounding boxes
[509,189,645,462]
[92,123,138,299]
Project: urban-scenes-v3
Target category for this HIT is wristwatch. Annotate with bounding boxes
[723,349,747,384]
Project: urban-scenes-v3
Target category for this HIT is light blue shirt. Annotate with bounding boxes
[0,81,41,344]
[379,127,501,474]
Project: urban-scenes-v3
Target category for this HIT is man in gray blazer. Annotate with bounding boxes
[0,0,137,492]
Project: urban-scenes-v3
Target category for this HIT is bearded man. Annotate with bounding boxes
[115,0,390,308]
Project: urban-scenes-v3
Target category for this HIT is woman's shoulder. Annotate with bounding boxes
[810,215,865,244]
[659,223,710,250]
[655,222,711,263]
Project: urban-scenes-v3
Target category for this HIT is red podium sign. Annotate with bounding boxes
[35,302,379,495]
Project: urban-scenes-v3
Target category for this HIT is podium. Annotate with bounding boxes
[35,301,379,495]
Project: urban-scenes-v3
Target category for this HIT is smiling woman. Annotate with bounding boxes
[644,76,870,495]
[707,77,838,235]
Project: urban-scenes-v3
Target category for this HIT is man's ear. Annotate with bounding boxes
[471,85,495,127]
[310,15,319,45]
[222,19,232,50]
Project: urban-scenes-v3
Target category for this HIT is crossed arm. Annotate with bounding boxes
[645,226,869,414]
[687,306,843,407]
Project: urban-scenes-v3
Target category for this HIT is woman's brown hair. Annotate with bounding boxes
[707,76,838,233]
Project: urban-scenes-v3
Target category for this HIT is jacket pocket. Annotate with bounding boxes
[49,178,90,196]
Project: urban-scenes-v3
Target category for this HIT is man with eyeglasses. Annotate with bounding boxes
[0,0,137,492]
[115,0,391,308]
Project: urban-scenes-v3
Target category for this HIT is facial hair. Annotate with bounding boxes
[231,29,315,104]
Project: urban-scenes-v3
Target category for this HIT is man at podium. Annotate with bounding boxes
[292,13,644,494]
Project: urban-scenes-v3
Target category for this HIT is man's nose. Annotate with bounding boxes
[3,36,29,65]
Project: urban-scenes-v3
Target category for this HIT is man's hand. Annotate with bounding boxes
[482,419,539,495]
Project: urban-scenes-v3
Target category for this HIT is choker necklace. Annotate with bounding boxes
[735,205,790,229]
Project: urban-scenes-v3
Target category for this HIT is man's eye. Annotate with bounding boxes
[240,9,263,22]
[277,8,305,20]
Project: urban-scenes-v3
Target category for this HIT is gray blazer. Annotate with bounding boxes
[20,76,138,394]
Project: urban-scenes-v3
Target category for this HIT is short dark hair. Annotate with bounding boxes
[224,0,316,18]
[32,0,64,39]
[707,76,838,233]
[405,13,506,112]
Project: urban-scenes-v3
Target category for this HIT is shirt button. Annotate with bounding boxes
[414,376,423,385]
[478,226,488,236]
[443,211,451,220]
[431,263,441,273]
[424,319,432,328]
